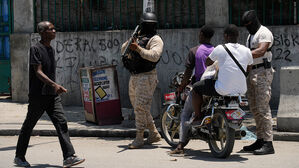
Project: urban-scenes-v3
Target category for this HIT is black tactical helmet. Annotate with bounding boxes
[140,12,157,23]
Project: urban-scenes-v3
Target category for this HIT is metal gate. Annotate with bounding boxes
[0,0,12,95]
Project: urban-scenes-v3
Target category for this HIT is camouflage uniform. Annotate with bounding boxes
[129,71,158,131]
[243,10,275,154]
[247,67,274,141]
[245,24,274,142]
[122,35,164,131]
[121,34,164,148]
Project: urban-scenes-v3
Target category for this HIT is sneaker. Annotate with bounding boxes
[63,155,85,168]
[168,148,185,157]
[169,148,184,155]
[14,157,31,167]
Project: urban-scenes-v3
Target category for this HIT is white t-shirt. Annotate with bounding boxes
[209,43,253,95]
[246,25,273,65]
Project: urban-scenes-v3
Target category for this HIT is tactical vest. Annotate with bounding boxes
[122,35,160,74]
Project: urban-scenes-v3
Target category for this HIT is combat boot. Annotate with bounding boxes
[129,130,144,149]
[243,139,264,152]
[144,123,161,145]
[254,141,275,155]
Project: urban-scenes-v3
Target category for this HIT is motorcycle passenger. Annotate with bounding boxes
[121,12,164,149]
[170,25,215,154]
[192,24,253,127]
[171,24,253,155]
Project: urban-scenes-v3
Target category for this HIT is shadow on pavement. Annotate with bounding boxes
[0,140,59,152]
[117,144,159,153]
[29,164,62,168]
[182,148,248,162]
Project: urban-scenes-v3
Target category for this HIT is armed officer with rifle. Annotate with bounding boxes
[121,12,164,149]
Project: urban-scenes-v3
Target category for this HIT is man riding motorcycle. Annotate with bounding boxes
[170,24,253,154]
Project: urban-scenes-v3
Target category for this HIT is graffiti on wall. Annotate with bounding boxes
[272,34,299,63]
[31,33,194,105]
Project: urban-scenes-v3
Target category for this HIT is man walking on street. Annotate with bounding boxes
[242,10,275,155]
[121,12,164,149]
[14,21,85,167]
[170,25,215,154]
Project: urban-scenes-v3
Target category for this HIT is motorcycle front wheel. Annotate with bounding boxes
[160,104,189,148]
[208,112,235,158]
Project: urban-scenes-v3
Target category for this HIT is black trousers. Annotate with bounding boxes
[192,79,220,96]
[16,95,75,160]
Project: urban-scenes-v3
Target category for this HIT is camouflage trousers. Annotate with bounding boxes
[247,67,274,141]
[129,73,158,131]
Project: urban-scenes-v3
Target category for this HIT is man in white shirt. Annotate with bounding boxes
[242,10,275,155]
[191,24,253,125]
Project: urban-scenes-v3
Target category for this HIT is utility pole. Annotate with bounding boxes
[143,0,155,13]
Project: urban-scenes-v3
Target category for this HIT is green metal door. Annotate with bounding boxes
[0,0,12,95]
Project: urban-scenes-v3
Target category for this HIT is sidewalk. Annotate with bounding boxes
[1,96,299,141]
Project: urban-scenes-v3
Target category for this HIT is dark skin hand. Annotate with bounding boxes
[177,67,192,94]
[34,64,67,94]
[129,38,138,51]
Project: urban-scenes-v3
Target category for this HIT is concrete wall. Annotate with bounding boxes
[205,0,229,27]
[10,34,30,102]
[269,26,299,109]
[277,66,299,132]
[13,0,34,33]
[11,26,299,109]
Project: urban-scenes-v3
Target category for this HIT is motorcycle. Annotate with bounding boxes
[160,72,248,158]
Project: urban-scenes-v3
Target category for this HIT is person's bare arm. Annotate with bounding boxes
[178,67,193,93]
[251,42,271,59]
[205,57,214,66]
[34,64,67,94]
[247,65,252,73]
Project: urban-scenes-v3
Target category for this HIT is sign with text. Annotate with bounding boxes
[91,67,119,103]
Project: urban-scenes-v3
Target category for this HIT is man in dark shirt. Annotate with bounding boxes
[170,25,215,154]
[14,21,85,168]
[178,25,215,92]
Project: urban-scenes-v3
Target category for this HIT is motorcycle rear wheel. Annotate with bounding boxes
[208,112,235,158]
[160,105,189,148]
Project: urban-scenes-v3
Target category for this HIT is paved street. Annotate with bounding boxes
[1,136,299,168]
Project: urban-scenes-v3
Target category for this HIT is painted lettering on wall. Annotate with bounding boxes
[55,38,120,53]
[273,34,299,62]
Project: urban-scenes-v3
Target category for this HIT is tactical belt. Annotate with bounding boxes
[250,47,272,52]
[252,63,271,70]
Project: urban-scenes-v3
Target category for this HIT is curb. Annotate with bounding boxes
[0,128,137,138]
[1,128,299,141]
[273,131,299,141]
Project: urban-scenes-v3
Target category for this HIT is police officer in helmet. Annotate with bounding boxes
[121,12,164,149]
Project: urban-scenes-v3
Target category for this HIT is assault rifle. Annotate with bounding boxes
[121,25,140,58]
